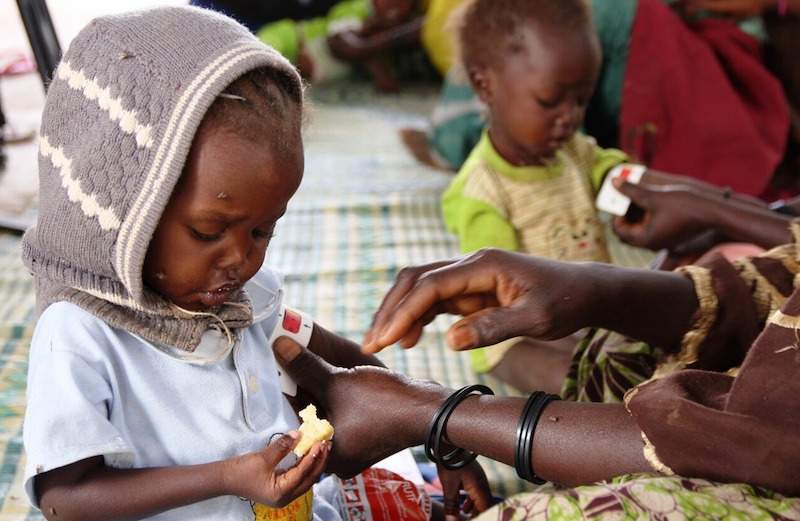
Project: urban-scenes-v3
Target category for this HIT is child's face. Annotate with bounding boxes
[473,23,601,167]
[143,123,303,311]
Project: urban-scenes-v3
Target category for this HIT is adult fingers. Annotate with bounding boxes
[363,260,456,353]
[613,178,652,211]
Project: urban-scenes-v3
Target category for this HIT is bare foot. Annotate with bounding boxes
[399,127,454,171]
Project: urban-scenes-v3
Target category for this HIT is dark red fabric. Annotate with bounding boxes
[620,0,789,198]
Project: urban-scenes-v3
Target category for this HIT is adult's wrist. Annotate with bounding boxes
[574,261,629,326]
[405,381,460,448]
[425,384,495,470]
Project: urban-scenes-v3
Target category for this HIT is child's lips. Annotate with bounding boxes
[198,283,240,307]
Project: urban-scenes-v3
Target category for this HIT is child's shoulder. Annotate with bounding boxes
[39,300,102,329]
[31,301,121,359]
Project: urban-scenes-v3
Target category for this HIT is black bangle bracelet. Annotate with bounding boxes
[424,384,494,471]
[514,391,561,484]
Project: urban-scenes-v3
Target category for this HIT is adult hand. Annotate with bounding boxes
[362,248,592,354]
[611,179,716,251]
[272,336,450,478]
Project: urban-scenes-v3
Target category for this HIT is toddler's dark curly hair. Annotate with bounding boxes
[449,0,593,71]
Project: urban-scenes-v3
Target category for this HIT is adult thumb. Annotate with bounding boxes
[272,336,337,396]
[614,178,649,209]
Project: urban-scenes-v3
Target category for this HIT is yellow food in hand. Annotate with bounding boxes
[293,404,334,457]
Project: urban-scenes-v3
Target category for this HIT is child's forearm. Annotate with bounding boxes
[37,437,324,521]
[37,456,230,521]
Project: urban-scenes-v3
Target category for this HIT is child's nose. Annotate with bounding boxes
[557,104,581,128]
[218,239,252,272]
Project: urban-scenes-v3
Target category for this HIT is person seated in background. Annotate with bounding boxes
[193,0,440,90]
[191,0,371,84]
[404,0,792,203]
[325,0,455,91]
[188,0,345,32]
[254,0,371,84]
[272,236,800,518]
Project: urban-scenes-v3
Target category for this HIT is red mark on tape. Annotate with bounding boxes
[282,309,302,334]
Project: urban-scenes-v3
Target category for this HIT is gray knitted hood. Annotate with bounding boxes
[20,6,302,351]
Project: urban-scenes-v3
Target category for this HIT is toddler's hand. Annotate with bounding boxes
[437,460,491,521]
[222,431,330,508]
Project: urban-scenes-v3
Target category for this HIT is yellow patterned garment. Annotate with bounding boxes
[253,489,314,521]
[442,131,626,262]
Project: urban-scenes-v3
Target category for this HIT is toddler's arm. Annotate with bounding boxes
[35,432,329,521]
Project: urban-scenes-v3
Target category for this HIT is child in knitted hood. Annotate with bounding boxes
[19,6,488,520]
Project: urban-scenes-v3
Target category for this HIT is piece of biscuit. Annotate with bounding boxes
[293,404,334,457]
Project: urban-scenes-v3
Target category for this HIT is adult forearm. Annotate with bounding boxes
[703,194,792,249]
[442,396,651,486]
[576,262,698,350]
[310,324,386,368]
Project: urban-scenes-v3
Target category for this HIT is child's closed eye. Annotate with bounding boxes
[253,228,275,240]
[536,95,560,110]
[190,229,223,242]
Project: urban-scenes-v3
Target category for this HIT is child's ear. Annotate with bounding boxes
[468,66,493,104]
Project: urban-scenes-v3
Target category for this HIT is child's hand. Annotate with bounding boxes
[437,460,491,521]
[222,431,330,508]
